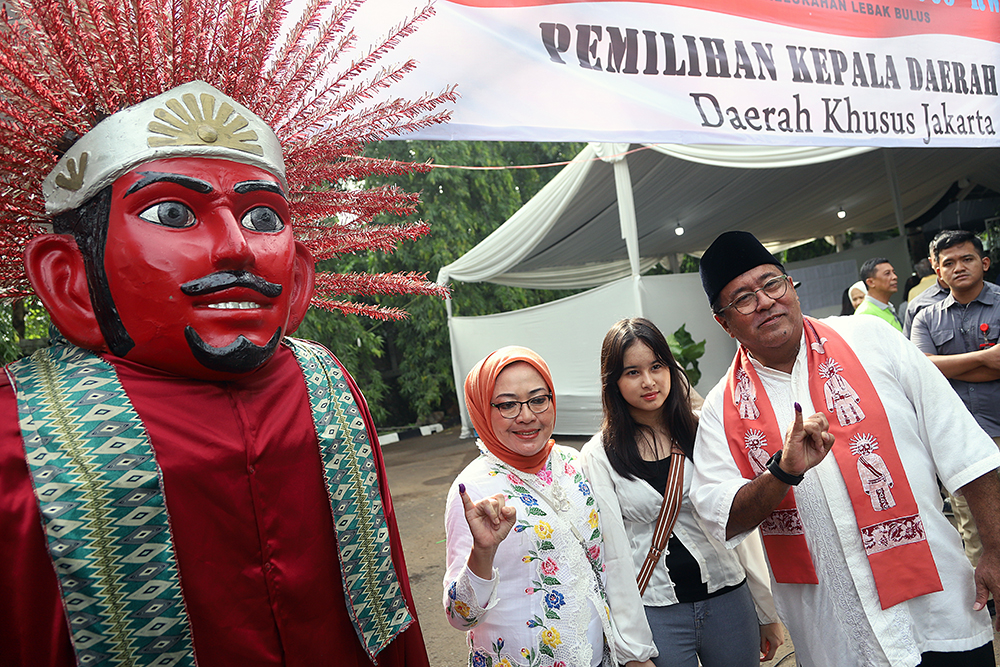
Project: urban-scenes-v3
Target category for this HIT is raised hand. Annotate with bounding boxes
[781,402,835,476]
[728,403,835,539]
[460,483,518,579]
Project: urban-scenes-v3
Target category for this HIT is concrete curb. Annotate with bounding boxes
[378,423,443,446]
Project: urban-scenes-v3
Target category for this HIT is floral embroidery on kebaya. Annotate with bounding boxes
[533,522,553,540]
[540,627,562,648]
[447,447,611,666]
[446,581,480,629]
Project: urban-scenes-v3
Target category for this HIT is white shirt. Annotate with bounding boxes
[691,315,999,667]
[444,443,612,667]
[579,435,778,664]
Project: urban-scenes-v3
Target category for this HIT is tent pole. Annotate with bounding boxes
[883,149,906,237]
[605,142,644,316]
[633,274,645,318]
[605,144,641,279]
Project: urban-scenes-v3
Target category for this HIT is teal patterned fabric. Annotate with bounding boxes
[9,344,196,667]
[284,337,414,656]
[9,339,412,664]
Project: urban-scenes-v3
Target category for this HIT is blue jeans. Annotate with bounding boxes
[645,582,759,667]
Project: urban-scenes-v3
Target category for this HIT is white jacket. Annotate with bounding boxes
[580,434,778,664]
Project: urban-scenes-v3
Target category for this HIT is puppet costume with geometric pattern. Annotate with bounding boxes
[0,0,456,664]
[0,339,428,666]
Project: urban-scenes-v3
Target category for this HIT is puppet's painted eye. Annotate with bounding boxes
[241,206,284,232]
[138,201,196,228]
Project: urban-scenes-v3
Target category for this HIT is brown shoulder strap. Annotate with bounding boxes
[636,447,685,596]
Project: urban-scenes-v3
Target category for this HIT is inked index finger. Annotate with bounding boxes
[458,482,476,512]
[790,401,804,433]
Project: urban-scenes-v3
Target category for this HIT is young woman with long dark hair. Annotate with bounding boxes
[580,318,782,667]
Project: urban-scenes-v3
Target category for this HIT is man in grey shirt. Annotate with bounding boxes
[903,232,950,338]
[911,229,1000,566]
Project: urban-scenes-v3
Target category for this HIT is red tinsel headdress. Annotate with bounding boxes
[0,0,455,319]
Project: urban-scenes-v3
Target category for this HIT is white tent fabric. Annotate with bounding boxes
[438,141,995,436]
[647,145,877,169]
[437,143,1000,290]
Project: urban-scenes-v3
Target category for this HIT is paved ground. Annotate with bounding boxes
[382,426,803,666]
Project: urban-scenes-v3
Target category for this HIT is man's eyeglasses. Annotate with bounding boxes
[718,275,790,315]
[491,394,552,419]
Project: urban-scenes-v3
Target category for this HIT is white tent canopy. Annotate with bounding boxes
[437,144,1000,290]
[439,144,1000,436]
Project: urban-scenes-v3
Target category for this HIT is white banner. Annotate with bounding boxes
[355,0,1000,145]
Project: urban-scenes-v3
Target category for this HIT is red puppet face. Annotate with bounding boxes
[96,157,312,380]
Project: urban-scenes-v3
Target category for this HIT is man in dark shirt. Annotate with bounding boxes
[903,232,951,338]
[911,230,1000,567]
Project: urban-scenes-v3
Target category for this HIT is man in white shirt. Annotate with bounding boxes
[690,230,1000,667]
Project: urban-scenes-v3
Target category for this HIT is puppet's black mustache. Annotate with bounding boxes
[180,270,282,298]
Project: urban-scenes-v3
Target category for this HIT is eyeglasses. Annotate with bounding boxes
[490,394,553,419]
[718,275,790,315]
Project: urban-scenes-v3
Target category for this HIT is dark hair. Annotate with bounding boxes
[933,229,984,259]
[52,185,134,355]
[839,287,855,316]
[599,318,697,480]
[859,257,891,284]
[929,230,949,265]
[901,273,921,299]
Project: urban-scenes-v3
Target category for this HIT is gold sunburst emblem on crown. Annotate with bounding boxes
[146,92,263,156]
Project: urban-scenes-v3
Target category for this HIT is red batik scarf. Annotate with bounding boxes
[723,316,942,609]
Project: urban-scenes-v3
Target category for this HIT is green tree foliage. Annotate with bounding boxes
[300,141,583,425]
[0,306,20,363]
[0,298,52,364]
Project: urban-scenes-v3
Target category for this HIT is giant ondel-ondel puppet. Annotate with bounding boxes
[0,1,456,664]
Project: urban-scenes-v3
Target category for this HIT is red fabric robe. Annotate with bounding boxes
[0,345,429,667]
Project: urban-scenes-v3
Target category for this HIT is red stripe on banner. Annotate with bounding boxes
[444,0,1000,43]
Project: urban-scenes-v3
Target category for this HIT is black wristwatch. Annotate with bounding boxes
[766,450,804,486]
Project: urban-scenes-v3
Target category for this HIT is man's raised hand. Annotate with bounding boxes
[782,402,835,476]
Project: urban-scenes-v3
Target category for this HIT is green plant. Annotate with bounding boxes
[0,305,21,363]
[667,324,705,386]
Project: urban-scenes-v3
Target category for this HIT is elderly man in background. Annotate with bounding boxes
[691,230,1000,667]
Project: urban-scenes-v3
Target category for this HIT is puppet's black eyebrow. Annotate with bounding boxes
[125,172,213,197]
[234,180,285,198]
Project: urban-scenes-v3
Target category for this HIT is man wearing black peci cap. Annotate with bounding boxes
[689,231,1000,667]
